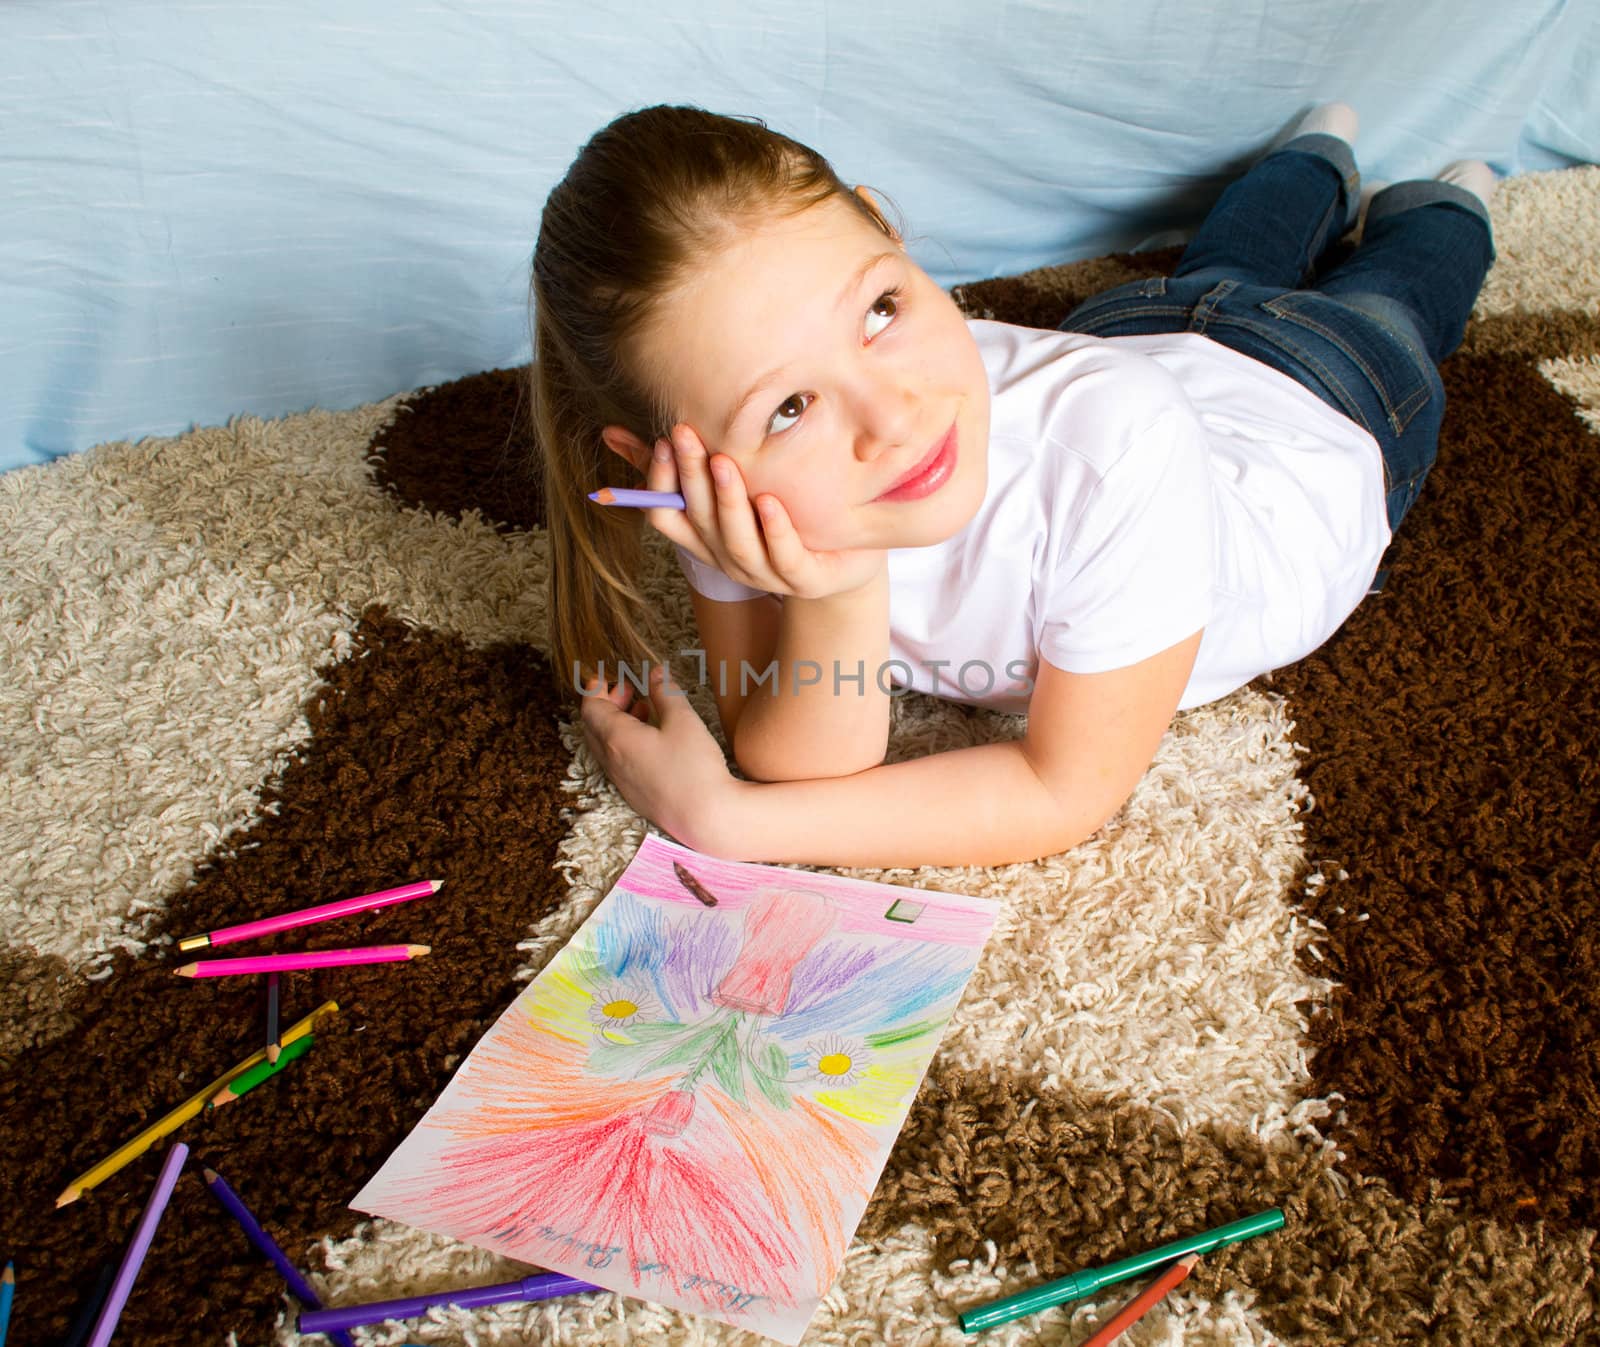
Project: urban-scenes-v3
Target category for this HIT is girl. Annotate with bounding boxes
[531,102,1495,869]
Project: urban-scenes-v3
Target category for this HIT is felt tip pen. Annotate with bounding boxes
[298,1271,599,1333]
[588,488,686,510]
[958,1207,1285,1333]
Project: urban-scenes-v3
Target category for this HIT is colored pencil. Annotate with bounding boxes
[175,879,442,951]
[55,1000,338,1206]
[175,945,429,978]
[298,1272,600,1334]
[1077,1254,1199,1347]
[959,1207,1284,1333]
[266,971,281,1063]
[672,860,719,907]
[0,1262,13,1347]
[587,487,686,510]
[86,1142,188,1347]
[58,1260,116,1347]
[202,1168,357,1347]
[209,1031,315,1106]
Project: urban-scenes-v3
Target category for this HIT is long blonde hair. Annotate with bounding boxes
[529,104,901,699]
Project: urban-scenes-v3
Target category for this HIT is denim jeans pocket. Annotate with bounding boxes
[1257,292,1435,437]
[1059,276,1176,333]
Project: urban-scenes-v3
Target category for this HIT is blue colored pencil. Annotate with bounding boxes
[59,1260,116,1347]
[202,1167,356,1347]
[0,1261,14,1347]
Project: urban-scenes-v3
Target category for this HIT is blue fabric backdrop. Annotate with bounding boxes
[2,0,1595,472]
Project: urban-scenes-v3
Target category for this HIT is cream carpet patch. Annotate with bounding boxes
[1538,354,1600,431]
[1474,165,1600,317]
[0,449,354,970]
[99,401,551,652]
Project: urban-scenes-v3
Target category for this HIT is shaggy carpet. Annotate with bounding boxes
[1,165,1597,1346]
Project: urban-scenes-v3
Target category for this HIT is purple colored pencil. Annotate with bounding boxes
[298,1272,599,1333]
[587,487,686,510]
[202,1167,356,1347]
[87,1142,188,1347]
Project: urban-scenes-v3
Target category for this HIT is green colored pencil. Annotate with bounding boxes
[209,1032,315,1107]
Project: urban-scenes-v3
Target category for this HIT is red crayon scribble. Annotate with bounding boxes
[385,1010,808,1309]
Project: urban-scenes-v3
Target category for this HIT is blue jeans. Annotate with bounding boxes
[1058,133,1496,531]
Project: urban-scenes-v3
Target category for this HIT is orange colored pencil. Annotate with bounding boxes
[1077,1254,1199,1347]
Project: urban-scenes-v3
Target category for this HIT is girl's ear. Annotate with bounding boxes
[600,425,653,476]
[853,185,902,245]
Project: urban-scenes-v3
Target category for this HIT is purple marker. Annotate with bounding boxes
[298,1271,599,1333]
[88,1142,188,1347]
[587,487,686,510]
[202,1167,356,1347]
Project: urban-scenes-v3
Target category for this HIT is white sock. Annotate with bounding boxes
[1288,101,1359,146]
[1436,159,1497,210]
[1349,178,1391,241]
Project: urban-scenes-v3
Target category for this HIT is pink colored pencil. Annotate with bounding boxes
[176,880,441,952]
[174,945,431,978]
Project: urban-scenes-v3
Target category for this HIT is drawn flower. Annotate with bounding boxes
[643,1087,697,1136]
[588,984,661,1031]
[712,886,837,1016]
[805,1034,867,1088]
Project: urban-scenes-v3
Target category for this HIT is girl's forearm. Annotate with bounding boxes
[702,737,1116,869]
[731,566,892,781]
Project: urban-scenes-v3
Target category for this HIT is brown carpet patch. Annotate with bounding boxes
[368,365,543,530]
[0,608,575,1347]
[1459,308,1600,363]
[1269,335,1600,1230]
[0,950,79,1075]
[864,1062,1599,1344]
[953,246,1185,328]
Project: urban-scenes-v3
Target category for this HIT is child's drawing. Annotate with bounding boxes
[351,834,997,1344]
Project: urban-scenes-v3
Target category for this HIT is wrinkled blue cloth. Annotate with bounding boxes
[1,0,1589,471]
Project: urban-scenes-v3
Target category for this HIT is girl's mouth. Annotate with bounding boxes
[875,422,958,502]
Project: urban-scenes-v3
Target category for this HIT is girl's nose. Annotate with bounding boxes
[852,374,919,461]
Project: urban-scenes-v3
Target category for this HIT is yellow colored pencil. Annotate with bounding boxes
[54,999,338,1207]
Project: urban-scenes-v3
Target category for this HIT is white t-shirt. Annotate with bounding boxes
[675,318,1392,713]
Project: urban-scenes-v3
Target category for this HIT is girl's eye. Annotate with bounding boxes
[764,286,905,437]
[767,392,811,436]
[863,286,902,340]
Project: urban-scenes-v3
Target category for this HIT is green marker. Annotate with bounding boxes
[959,1206,1285,1333]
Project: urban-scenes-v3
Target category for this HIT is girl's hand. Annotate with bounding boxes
[638,423,886,600]
[579,665,742,854]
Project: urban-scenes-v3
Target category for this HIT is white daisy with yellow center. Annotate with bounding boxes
[806,1034,868,1088]
[587,984,660,1031]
